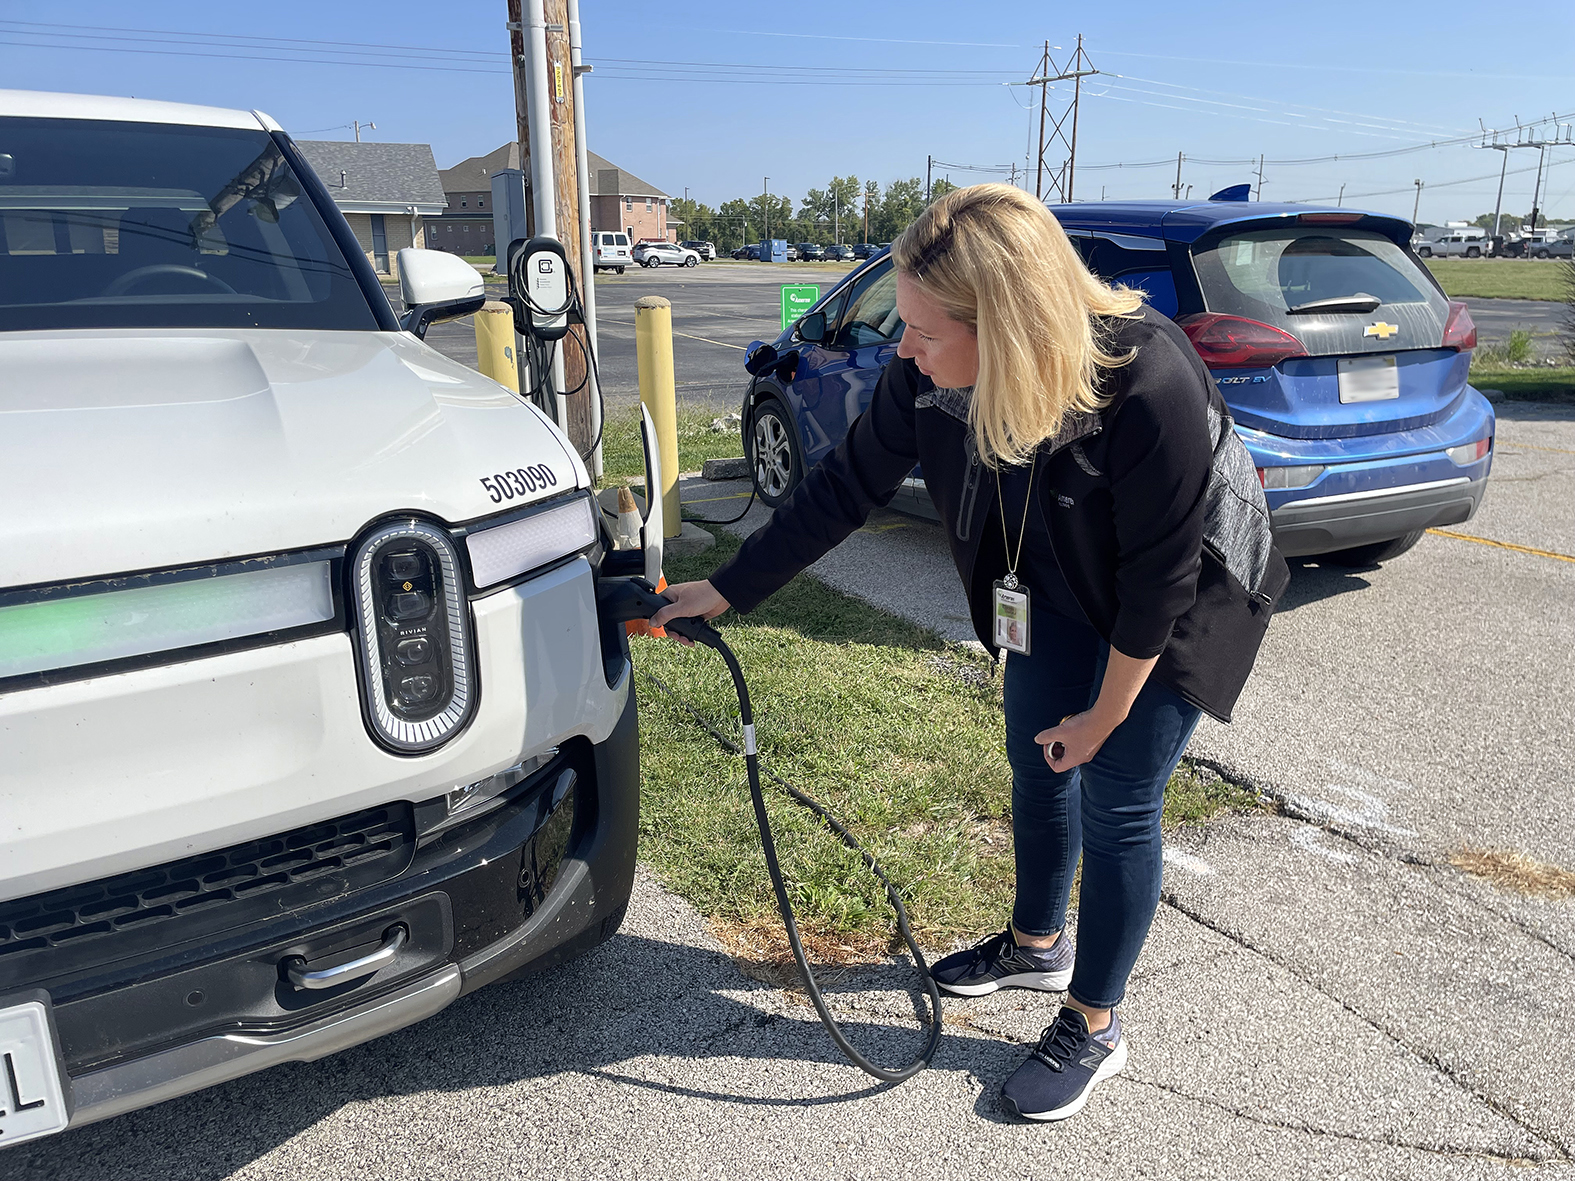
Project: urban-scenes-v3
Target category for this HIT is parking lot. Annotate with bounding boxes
[19,268,1574,1181]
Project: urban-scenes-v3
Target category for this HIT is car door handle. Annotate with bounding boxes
[283,925,406,991]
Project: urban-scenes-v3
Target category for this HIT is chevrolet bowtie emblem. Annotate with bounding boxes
[1364,321,1399,340]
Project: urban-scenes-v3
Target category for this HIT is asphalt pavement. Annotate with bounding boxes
[22,269,1565,1179]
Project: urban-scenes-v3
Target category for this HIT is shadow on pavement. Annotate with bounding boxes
[1273,559,1376,614]
[12,934,1005,1181]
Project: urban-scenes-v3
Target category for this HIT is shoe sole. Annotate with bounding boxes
[934,967,1074,997]
[1002,1037,1129,1122]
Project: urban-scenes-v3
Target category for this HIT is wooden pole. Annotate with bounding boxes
[507,0,592,459]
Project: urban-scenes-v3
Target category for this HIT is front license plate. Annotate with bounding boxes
[0,1001,70,1147]
[1338,355,1399,403]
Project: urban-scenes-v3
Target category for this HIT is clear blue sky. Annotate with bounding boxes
[3,1,1572,225]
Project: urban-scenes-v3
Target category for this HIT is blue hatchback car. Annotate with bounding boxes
[739,195,1494,564]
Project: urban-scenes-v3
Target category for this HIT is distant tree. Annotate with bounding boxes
[716,198,754,250]
[872,177,924,242]
[669,198,716,245]
[862,180,880,243]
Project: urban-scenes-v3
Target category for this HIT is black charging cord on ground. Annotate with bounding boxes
[597,577,944,1085]
[682,387,760,527]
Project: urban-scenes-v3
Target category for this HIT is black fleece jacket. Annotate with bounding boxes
[711,306,1287,722]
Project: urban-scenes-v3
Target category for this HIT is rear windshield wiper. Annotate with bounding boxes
[1286,292,1382,315]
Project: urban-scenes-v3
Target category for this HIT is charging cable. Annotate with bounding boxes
[597,576,944,1084]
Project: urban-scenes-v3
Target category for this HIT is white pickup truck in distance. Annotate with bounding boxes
[0,88,651,1147]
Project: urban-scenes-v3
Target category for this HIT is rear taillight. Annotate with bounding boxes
[1255,464,1325,490]
[1177,313,1308,369]
[1445,437,1492,465]
[1442,301,1477,351]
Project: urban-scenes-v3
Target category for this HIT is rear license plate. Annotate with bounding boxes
[0,1000,70,1146]
[1338,355,1399,403]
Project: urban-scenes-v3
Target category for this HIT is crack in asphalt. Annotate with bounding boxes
[1123,1075,1548,1164]
[1158,889,1571,1161]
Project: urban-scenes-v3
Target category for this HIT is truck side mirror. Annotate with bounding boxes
[397,248,487,339]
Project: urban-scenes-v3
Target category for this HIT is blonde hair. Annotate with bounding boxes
[892,183,1144,467]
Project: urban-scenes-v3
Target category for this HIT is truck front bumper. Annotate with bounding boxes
[36,681,639,1132]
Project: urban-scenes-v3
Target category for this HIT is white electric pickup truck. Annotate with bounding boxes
[0,89,655,1146]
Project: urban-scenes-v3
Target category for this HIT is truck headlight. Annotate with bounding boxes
[1,558,335,686]
[465,494,598,590]
[351,519,475,754]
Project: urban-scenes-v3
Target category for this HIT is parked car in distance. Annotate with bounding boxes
[784,244,799,261]
[633,241,700,267]
[680,240,716,261]
[738,197,1493,569]
[1416,228,1488,258]
[824,244,855,262]
[0,88,647,1148]
[851,242,881,260]
[592,230,632,273]
[731,243,761,259]
[796,242,825,261]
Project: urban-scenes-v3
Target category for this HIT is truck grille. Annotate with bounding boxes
[0,803,416,987]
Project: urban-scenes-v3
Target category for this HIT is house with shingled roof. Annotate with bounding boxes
[294,140,446,279]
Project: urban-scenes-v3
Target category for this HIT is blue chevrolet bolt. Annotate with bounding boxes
[739,193,1494,566]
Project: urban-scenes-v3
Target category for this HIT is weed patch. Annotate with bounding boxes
[1451,848,1575,899]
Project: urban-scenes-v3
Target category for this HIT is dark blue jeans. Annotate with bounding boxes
[1003,609,1201,1009]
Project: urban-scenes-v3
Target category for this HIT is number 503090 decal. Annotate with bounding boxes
[480,465,559,503]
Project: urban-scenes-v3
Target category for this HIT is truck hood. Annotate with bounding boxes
[2,329,583,588]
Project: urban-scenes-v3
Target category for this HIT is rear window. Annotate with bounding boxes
[0,117,377,333]
[1191,226,1448,354]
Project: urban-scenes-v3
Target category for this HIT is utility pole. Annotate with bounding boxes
[1022,36,1098,203]
[834,183,839,245]
[1412,178,1423,225]
[353,119,375,142]
[926,155,933,204]
[763,176,770,247]
[1529,144,1548,234]
[1009,162,1018,187]
[1172,152,1183,200]
[508,0,590,451]
[1254,155,1266,200]
[1477,116,1574,237]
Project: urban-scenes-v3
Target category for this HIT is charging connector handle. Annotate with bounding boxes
[601,576,944,1084]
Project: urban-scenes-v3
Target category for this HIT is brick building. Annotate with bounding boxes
[434,143,678,255]
[295,141,446,279]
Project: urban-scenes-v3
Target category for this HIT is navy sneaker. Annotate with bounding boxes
[1001,1007,1126,1122]
[930,926,1074,997]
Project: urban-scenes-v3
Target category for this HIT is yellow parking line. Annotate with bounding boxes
[598,317,747,351]
[1427,528,1575,564]
[682,492,753,505]
[1497,439,1575,456]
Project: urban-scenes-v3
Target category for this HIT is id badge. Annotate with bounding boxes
[992,580,1031,655]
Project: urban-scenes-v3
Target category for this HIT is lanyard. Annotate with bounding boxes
[995,457,1035,591]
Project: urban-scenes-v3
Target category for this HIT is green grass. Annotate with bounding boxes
[598,403,745,484]
[1425,259,1570,302]
[1470,365,1575,401]
[633,532,1261,961]
[1473,328,1537,367]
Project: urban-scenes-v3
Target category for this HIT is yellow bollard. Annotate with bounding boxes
[634,295,681,539]
[473,301,520,393]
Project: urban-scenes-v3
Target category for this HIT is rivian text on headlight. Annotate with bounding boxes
[351,520,475,754]
[0,555,337,689]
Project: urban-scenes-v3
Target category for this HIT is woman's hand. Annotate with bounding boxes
[1034,709,1119,773]
[649,579,731,645]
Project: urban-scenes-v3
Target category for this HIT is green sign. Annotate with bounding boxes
[781,285,819,332]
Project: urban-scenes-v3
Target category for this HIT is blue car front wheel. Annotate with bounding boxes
[749,397,803,507]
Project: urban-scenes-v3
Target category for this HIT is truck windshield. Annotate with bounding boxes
[0,117,378,332]
[1192,226,1447,354]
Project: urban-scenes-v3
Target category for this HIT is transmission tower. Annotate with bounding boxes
[1028,34,1098,203]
